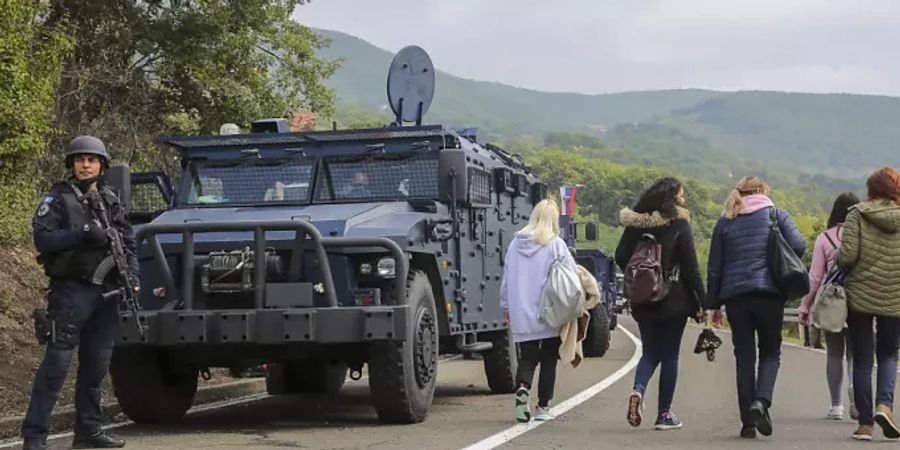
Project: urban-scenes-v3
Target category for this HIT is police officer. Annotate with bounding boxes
[22,136,139,450]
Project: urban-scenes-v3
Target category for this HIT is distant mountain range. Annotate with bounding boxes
[315,28,900,181]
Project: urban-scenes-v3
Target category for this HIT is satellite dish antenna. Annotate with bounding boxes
[386,45,435,126]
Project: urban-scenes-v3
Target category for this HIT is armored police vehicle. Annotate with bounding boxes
[109,47,553,424]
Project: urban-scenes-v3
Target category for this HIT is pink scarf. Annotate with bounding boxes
[740,194,775,215]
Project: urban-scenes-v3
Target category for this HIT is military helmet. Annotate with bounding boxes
[65,135,109,168]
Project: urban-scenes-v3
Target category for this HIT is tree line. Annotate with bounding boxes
[0,0,337,244]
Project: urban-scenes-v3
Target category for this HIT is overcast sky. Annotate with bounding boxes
[295,0,900,96]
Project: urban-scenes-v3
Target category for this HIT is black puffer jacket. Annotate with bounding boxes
[615,206,706,323]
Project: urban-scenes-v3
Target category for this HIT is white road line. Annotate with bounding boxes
[460,325,643,450]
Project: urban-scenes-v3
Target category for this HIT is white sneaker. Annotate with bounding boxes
[827,405,844,420]
[534,406,555,421]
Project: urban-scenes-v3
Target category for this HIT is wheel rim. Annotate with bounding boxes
[413,307,437,389]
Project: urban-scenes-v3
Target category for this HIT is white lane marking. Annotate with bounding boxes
[0,355,466,448]
[460,325,643,450]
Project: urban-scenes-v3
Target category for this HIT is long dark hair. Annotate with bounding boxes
[633,177,683,219]
[826,192,860,229]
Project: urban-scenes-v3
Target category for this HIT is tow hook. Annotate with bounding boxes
[349,362,364,381]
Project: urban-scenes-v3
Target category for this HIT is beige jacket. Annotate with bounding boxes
[559,265,601,368]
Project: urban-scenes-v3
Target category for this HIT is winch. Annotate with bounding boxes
[200,247,283,293]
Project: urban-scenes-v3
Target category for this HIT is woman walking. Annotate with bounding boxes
[500,199,576,423]
[707,176,806,439]
[615,177,706,431]
[798,193,860,421]
[836,167,900,441]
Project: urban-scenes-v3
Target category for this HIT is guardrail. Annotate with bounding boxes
[784,308,800,323]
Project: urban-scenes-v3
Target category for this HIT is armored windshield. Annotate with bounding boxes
[185,159,314,205]
[313,152,438,203]
[183,152,437,206]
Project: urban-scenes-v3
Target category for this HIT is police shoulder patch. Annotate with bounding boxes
[36,202,51,217]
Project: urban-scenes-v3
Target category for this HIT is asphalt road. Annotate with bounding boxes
[30,316,900,449]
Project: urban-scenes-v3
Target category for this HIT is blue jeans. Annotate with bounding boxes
[22,280,117,442]
[634,316,687,413]
[847,309,900,426]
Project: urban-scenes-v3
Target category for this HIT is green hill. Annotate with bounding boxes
[316,29,900,183]
[316,29,720,137]
[622,92,900,178]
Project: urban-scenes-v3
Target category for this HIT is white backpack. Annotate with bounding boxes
[540,243,583,328]
[812,230,848,333]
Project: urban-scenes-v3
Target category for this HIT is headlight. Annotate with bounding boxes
[377,257,396,278]
[359,262,373,275]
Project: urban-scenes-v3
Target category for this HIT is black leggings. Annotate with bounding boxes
[516,337,561,408]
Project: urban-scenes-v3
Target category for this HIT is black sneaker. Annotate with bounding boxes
[740,425,757,439]
[72,431,126,449]
[749,400,772,436]
[654,411,683,430]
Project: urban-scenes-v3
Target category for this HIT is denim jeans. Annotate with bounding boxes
[633,316,687,413]
[847,309,900,426]
[725,295,784,427]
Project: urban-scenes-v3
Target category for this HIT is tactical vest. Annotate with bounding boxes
[43,185,110,281]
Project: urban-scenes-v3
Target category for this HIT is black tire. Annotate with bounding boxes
[482,328,518,394]
[368,270,438,423]
[266,360,347,395]
[583,304,611,358]
[110,348,198,424]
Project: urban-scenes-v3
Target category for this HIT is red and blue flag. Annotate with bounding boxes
[559,185,577,217]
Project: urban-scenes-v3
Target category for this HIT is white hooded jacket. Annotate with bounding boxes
[500,233,576,343]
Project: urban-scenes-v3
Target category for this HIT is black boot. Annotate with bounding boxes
[22,439,48,450]
[71,431,126,449]
[740,425,757,439]
[749,400,772,436]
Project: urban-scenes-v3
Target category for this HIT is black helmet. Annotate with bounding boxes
[65,135,109,168]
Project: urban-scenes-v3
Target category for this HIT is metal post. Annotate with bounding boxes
[254,227,266,309]
[182,231,194,310]
[150,235,177,300]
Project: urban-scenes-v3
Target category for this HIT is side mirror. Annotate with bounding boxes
[105,164,132,215]
[438,149,468,204]
[585,223,598,241]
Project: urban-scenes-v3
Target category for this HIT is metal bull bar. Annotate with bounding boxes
[135,220,408,309]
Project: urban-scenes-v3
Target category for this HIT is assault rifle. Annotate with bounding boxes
[84,190,146,337]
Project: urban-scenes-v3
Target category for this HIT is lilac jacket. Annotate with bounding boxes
[799,225,843,315]
[500,234,574,343]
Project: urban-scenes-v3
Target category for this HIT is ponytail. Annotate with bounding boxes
[724,175,770,219]
[723,189,744,219]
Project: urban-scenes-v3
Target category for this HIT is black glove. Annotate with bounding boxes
[82,223,108,247]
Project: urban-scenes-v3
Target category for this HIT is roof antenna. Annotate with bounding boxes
[387,46,435,127]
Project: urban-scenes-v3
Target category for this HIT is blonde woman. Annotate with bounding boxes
[707,176,806,439]
[500,199,576,423]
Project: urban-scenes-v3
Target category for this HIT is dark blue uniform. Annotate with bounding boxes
[22,182,138,443]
